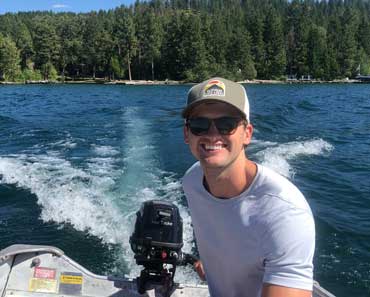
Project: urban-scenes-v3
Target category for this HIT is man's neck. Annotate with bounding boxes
[202,158,257,199]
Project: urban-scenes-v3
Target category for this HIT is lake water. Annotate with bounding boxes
[0,83,369,296]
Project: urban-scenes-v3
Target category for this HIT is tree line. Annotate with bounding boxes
[1,0,370,82]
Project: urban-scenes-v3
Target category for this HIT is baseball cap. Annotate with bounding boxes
[182,77,250,122]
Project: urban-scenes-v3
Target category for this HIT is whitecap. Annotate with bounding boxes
[0,155,126,245]
[254,138,334,178]
[50,139,77,149]
[92,145,120,156]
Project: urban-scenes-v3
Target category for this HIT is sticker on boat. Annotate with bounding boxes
[29,278,58,293]
[59,272,83,294]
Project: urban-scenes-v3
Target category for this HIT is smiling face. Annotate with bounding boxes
[184,102,253,171]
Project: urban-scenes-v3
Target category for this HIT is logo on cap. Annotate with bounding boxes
[203,80,225,97]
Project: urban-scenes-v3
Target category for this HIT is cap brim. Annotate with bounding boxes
[182,98,247,119]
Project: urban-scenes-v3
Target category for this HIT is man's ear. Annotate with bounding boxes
[184,125,189,144]
[243,123,253,146]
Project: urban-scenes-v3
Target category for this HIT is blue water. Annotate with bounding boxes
[0,84,369,296]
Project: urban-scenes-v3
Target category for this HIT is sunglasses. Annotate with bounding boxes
[186,117,244,136]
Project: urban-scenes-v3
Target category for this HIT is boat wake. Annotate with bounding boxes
[0,107,196,283]
[253,138,334,178]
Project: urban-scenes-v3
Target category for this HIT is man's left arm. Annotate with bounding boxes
[262,207,315,297]
[262,284,312,297]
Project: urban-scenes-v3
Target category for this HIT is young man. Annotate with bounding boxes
[182,77,315,297]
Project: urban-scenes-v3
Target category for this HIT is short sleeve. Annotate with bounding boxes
[262,206,315,291]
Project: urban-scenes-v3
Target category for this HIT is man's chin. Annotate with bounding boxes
[199,158,227,169]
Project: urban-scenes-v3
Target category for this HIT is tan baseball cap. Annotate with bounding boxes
[182,77,250,122]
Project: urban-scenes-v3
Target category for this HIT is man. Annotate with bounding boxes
[182,77,315,297]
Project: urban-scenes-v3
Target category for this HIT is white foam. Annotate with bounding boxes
[87,157,119,179]
[254,138,334,178]
[92,145,120,157]
[48,134,78,149]
[0,154,127,244]
[51,139,77,149]
[251,139,278,148]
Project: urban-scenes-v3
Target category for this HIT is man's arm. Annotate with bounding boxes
[261,207,315,296]
[193,260,206,281]
[262,283,312,297]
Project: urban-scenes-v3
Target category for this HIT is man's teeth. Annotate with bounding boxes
[205,144,223,150]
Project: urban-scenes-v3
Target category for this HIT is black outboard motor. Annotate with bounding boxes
[130,200,197,296]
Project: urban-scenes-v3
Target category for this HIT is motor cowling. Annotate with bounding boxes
[130,200,183,266]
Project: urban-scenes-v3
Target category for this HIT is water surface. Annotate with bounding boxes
[0,83,369,296]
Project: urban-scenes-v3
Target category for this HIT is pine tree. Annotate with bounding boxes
[12,21,34,69]
[32,16,60,80]
[286,0,311,77]
[82,13,101,78]
[263,6,286,79]
[135,7,163,80]
[162,11,183,79]
[202,12,229,77]
[338,7,359,77]
[326,15,341,79]
[358,17,370,58]
[56,15,83,80]
[247,11,266,79]
[307,25,328,79]
[179,11,209,81]
[114,6,137,81]
[227,27,256,80]
[0,34,21,81]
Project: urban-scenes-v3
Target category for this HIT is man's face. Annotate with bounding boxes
[184,102,253,170]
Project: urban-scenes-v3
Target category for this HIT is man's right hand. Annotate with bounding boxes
[194,260,206,281]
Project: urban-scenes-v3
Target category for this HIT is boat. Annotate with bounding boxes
[0,244,210,297]
[0,244,335,297]
[354,64,370,82]
[355,74,370,82]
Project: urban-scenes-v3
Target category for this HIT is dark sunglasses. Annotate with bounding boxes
[186,117,244,136]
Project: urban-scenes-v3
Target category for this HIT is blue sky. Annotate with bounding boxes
[0,0,134,14]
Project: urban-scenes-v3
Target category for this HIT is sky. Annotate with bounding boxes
[0,0,134,15]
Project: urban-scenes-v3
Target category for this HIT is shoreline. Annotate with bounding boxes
[239,78,360,84]
[0,78,364,85]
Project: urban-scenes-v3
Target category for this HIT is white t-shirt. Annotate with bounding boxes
[182,162,315,297]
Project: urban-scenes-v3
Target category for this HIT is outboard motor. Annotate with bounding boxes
[130,200,197,296]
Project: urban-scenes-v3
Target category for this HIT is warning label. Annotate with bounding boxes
[60,274,83,284]
[29,278,57,293]
[59,272,83,295]
[34,267,56,279]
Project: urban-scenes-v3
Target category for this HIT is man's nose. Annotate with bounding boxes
[207,121,220,136]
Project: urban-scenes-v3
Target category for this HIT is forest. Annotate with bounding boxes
[1,0,370,82]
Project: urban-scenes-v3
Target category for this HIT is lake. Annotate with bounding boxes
[0,83,369,296]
